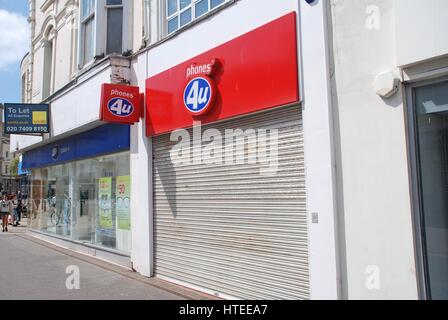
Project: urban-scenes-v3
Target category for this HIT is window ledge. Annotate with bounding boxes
[75,55,111,79]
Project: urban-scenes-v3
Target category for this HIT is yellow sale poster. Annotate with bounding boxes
[116,176,131,230]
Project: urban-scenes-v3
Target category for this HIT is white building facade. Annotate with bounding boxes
[14,0,448,300]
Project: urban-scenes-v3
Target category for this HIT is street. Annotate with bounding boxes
[0,227,201,300]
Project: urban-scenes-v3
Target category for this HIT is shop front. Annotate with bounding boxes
[146,13,309,300]
[22,124,132,254]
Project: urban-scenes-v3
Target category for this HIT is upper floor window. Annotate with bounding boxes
[167,0,227,35]
[106,0,123,55]
[80,0,96,66]
[78,0,131,69]
[42,26,54,99]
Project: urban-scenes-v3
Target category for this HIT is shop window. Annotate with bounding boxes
[166,0,227,35]
[106,0,123,55]
[28,152,132,253]
[80,0,96,66]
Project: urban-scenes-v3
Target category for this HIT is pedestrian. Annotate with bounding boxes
[0,194,11,232]
[17,190,23,221]
[17,198,23,224]
[11,194,20,227]
[7,194,13,226]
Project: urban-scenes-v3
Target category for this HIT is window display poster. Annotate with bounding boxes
[116,175,131,230]
[98,177,113,229]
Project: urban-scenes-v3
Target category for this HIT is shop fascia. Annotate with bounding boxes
[144,13,300,177]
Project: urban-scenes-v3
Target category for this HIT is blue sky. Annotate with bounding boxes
[0,0,30,104]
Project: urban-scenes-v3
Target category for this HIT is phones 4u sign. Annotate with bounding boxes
[3,103,50,134]
[100,84,142,124]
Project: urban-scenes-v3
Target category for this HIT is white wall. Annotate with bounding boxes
[132,0,144,53]
[299,0,340,300]
[395,0,448,67]
[50,65,109,136]
[130,53,153,277]
[53,22,73,92]
[31,43,44,101]
[34,0,46,37]
[329,0,418,299]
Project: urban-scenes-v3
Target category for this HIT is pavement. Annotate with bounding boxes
[0,219,214,300]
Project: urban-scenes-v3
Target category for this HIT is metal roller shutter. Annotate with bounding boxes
[153,105,309,300]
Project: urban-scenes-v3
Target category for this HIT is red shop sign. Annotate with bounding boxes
[145,12,300,136]
[100,83,141,124]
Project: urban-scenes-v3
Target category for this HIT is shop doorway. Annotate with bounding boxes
[409,79,448,299]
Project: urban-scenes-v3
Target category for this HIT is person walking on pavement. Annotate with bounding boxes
[17,190,22,223]
[11,194,20,227]
[1,194,11,232]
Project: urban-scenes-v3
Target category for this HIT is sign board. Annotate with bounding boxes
[100,84,141,124]
[146,12,299,136]
[98,177,113,229]
[116,175,131,230]
[22,124,130,170]
[183,75,216,115]
[3,103,50,134]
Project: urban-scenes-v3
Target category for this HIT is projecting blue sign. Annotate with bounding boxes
[3,103,50,134]
[183,76,215,115]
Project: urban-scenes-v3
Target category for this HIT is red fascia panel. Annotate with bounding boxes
[145,12,299,136]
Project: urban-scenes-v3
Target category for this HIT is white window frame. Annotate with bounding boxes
[105,0,124,55]
[78,0,97,68]
[42,25,55,100]
[165,0,229,36]
[78,0,133,70]
[143,0,151,42]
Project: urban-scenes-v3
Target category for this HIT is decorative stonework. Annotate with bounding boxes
[40,0,55,13]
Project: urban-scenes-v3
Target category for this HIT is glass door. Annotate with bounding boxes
[413,80,448,299]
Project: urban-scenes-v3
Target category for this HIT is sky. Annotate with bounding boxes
[0,0,30,104]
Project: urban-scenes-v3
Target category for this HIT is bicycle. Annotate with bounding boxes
[48,195,72,226]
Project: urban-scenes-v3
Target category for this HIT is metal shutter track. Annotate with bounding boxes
[153,105,309,300]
